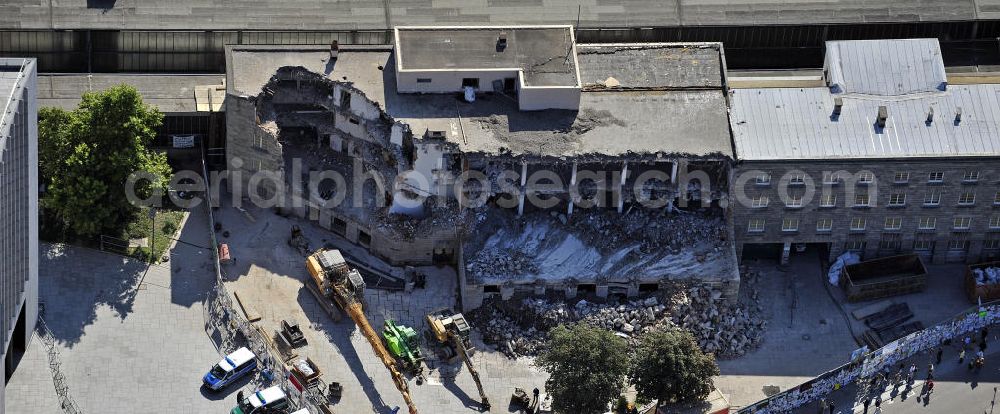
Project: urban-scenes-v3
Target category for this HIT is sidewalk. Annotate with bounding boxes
[793,329,1000,414]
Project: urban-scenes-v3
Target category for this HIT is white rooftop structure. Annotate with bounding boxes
[825,39,948,96]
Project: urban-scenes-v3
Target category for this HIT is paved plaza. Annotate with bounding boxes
[5,205,237,414]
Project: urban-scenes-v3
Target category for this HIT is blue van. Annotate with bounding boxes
[203,347,257,391]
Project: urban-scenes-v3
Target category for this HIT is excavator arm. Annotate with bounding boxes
[342,297,419,414]
[449,333,491,409]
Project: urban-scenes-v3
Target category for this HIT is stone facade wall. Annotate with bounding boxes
[733,158,1000,264]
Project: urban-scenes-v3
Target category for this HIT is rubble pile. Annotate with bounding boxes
[567,209,727,253]
[465,248,539,279]
[468,281,765,359]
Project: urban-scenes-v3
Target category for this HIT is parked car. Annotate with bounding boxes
[231,386,289,414]
[203,347,257,391]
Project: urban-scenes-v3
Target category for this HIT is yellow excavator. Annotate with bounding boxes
[306,248,419,414]
[426,308,491,410]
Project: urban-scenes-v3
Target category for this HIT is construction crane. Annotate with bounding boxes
[306,248,419,414]
[426,309,491,410]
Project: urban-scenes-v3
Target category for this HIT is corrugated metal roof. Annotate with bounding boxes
[825,39,947,96]
[730,85,1000,160]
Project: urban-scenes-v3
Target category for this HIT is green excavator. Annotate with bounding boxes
[383,319,423,374]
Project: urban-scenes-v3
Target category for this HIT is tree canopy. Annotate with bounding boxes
[629,329,720,406]
[39,85,171,237]
[537,324,630,414]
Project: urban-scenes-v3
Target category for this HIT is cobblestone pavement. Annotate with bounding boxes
[5,205,239,413]
[217,202,548,413]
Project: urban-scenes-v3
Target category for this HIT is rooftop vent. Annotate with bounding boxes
[876,106,888,128]
[425,130,447,140]
[832,97,843,117]
[955,107,963,125]
[497,32,508,52]
[926,107,934,125]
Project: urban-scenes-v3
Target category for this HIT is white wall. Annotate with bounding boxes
[396,69,517,93]
[518,86,581,111]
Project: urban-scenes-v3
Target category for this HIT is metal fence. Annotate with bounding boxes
[738,300,1000,413]
[35,316,84,414]
[198,152,328,411]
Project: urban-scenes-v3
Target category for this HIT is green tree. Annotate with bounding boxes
[629,329,720,408]
[537,324,630,414]
[40,85,171,237]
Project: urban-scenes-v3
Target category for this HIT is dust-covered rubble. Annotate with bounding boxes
[468,277,765,360]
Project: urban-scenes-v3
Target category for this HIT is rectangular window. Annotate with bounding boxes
[822,172,842,184]
[816,219,833,232]
[963,170,980,182]
[340,91,352,109]
[924,191,941,206]
[416,78,433,83]
[928,171,944,183]
[751,196,769,208]
[845,239,866,251]
[958,191,976,205]
[748,219,765,233]
[349,117,360,125]
[918,217,937,230]
[954,217,972,230]
[820,193,837,207]
[884,217,902,230]
[755,172,771,186]
[880,233,902,250]
[786,195,803,208]
[850,217,866,231]
[985,237,1000,250]
[914,239,934,250]
[949,239,970,250]
[888,193,906,206]
[858,172,875,184]
[893,171,910,183]
[994,191,1000,205]
[782,218,799,232]
[854,193,871,207]
[990,216,1000,230]
[789,174,805,186]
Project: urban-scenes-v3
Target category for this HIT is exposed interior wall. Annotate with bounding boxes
[517,85,581,110]
[396,69,516,93]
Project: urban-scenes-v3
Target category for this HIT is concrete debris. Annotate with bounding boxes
[568,208,727,254]
[468,276,765,360]
[465,248,539,279]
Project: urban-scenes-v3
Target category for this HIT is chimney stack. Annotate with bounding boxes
[876,106,888,128]
[832,97,843,117]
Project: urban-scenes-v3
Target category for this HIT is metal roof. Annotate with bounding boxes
[729,85,1000,160]
[825,39,947,96]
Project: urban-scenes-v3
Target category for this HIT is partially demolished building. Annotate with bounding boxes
[224,26,739,310]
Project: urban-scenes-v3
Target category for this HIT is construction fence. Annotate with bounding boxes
[737,301,1000,413]
[199,156,328,411]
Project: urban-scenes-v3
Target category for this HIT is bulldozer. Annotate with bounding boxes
[426,308,491,410]
[306,248,419,414]
[383,319,423,374]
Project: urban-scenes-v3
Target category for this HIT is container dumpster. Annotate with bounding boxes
[964,261,1000,302]
[841,254,927,302]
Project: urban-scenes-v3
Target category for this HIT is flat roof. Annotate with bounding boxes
[227,44,732,159]
[730,85,1000,160]
[0,0,993,30]
[395,26,578,87]
[0,58,34,142]
[37,74,224,113]
[576,43,725,89]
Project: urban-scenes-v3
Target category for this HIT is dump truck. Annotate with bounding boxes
[306,248,419,414]
[426,309,491,410]
[840,254,928,302]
